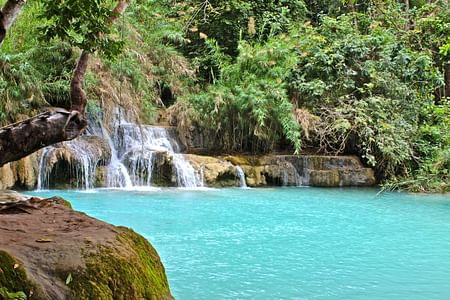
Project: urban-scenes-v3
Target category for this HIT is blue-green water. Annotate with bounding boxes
[29,188,450,300]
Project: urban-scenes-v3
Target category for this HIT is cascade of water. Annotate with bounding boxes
[101,126,133,188]
[172,154,202,188]
[37,147,50,190]
[127,151,154,186]
[302,157,311,186]
[114,123,201,188]
[36,140,99,190]
[235,166,247,188]
[288,161,303,187]
[37,108,201,189]
[282,170,289,187]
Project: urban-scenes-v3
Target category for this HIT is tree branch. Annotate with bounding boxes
[70,0,131,114]
[0,0,26,47]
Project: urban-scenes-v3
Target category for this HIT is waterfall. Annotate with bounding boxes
[112,123,201,188]
[173,154,201,188]
[301,157,311,186]
[235,166,247,188]
[37,147,50,190]
[282,170,289,187]
[36,109,202,189]
[36,140,99,190]
[102,126,133,188]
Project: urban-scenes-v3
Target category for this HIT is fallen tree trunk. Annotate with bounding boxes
[0,109,87,167]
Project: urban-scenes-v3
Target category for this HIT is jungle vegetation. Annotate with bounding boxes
[0,0,448,192]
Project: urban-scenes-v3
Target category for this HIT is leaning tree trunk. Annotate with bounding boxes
[0,0,26,46]
[0,0,130,167]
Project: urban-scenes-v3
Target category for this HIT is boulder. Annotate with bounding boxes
[0,192,173,300]
[185,154,239,187]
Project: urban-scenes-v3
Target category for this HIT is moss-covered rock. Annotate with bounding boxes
[69,228,172,300]
[0,251,36,299]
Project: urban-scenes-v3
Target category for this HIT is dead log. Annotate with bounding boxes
[0,109,86,167]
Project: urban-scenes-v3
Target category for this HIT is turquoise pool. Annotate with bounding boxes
[29,188,450,300]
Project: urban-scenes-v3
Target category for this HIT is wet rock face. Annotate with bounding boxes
[185,154,240,187]
[0,151,41,190]
[0,192,173,300]
[184,154,375,188]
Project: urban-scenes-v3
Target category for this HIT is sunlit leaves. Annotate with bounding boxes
[39,0,123,58]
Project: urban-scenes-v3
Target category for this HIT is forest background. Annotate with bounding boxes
[0,0,448,192]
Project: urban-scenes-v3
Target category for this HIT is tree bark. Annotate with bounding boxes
[0,0,130,167]
[0,0,26,46]
[0,109,87,166]
[70,51,90,114]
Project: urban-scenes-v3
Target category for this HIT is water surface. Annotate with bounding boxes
[29,188,450,300]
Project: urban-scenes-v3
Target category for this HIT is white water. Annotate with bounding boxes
[111,122,201,188]
[173,154,202,188]
[199,166,205,187]
[36,147,50,190]
[36,111,202,189]
[282,161,302,187]
[102,126,133,188]
[37,140,99,190]
[235,166,247,188]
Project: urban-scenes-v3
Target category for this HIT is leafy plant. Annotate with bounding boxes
[186,36,301,153]
[0,287,27,300]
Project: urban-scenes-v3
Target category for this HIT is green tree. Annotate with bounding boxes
[180,0,306,82]
[0,0,130,167]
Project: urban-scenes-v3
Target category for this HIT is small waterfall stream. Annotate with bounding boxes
[102,126,133,188]
[36,139,100,190]
[235,166,247,188]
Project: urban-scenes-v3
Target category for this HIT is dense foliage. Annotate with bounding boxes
[0,0,448,192]
[289,14,441,179]
[188,37,301,153]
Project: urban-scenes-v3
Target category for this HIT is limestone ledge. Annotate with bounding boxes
[0,136,376,189]
[185,154,376,187]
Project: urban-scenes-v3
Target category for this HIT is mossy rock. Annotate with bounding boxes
[70,228,172,300]
[0,251,35,298]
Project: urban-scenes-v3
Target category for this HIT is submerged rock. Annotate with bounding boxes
[0,192,173,300]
